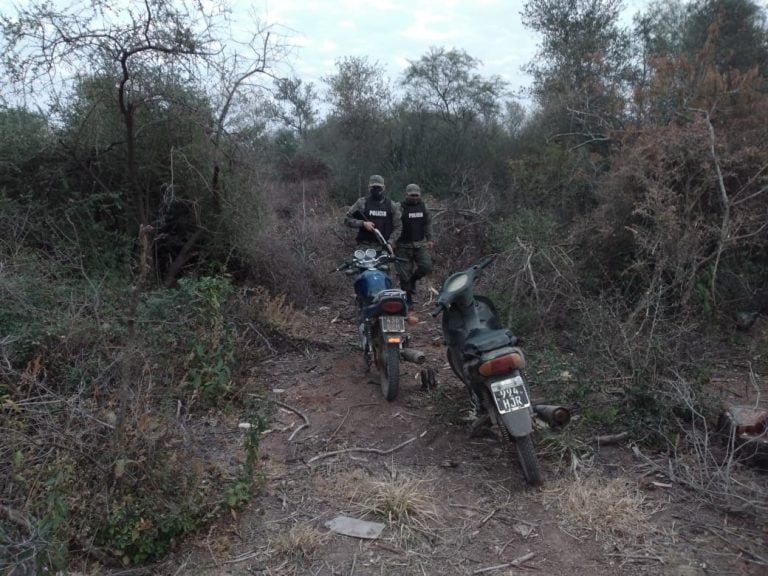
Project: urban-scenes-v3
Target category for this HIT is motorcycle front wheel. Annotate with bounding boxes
[379,340,400,401]
[447,347,467,384]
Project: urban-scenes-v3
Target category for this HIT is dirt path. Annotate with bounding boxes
[162,303,767,576]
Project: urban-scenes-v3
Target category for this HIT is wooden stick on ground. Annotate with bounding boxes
[271,398,310,442]
[472,552,535,574]
[306,436,418,464]
[594,431,629,445]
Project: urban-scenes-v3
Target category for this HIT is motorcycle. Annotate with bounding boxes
[431,255,570,486]
[335,229,425,401]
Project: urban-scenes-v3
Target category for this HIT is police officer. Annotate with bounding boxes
[344,174,402,252]
[395,183,433,305]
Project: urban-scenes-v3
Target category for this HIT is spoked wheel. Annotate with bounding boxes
[378,339,400,401]
[479,387,542,486]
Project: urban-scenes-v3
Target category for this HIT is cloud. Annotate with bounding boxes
[400,10,460,42]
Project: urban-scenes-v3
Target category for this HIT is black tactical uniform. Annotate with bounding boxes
[395,183,433,305]
[343,174,402,250]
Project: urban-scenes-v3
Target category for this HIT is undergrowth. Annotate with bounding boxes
[0,246,283,572]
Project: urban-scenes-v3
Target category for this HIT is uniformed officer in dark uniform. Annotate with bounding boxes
[395,183,433,305]
[343,174,402,252]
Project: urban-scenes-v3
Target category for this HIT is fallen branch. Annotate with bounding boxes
[472,552,535,574]
[326,403,378,444]
[271,398,309,442]
[594,431,629,445]
[704,525,768,565]
[479,508,497,527]
[306,436,417,464]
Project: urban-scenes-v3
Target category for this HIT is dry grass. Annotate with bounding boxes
[244,285,303,336]
[349,472,437,530]
[270,524,328,562]
[548,474,661,544]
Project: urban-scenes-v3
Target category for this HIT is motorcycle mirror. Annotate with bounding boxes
[479,254,497,269]
[430,303,445,317]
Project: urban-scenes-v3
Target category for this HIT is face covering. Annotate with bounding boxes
[405,195,420,205]
[370,187,384,201]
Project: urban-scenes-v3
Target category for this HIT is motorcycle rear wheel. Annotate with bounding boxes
[513,434,541,486]
[480,387,542,486]
[379,341,400,401]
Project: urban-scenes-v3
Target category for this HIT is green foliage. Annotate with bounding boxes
[139,276,237,408]
[489,295,536,335]
[227,403,269,509]
[179,277,236,406]
[100,501,203,565]
[492,209,559,248]
[402,47,507,122]
[580,403,620,430]
[35,469,70,571]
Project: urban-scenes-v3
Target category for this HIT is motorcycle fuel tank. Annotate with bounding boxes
[354,269,391,301]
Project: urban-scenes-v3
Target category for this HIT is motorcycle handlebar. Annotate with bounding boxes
[333,261,351,273]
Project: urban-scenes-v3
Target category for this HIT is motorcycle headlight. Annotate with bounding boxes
[445,273,469,292]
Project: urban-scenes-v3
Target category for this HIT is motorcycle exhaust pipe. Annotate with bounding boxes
[400,348,426,365]
[533,404,571,428]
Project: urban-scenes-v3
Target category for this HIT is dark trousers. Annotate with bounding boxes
[395,244,433,292]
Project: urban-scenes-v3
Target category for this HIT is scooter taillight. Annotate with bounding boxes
[381,300,405,314]
[478,352,524,377]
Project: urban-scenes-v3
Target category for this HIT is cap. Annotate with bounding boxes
[368,174,385,188]
[405,183,421,196]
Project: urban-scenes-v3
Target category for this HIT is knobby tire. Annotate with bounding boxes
[380,341,400,401]
[480,386,542,486]
[513,434,542,487]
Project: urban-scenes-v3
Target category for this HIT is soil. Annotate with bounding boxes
[156,297,768,576]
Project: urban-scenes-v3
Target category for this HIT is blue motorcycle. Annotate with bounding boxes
[336,230,425,400]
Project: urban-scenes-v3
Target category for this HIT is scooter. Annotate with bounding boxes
[335,229,425,400]
[431,255,569,486]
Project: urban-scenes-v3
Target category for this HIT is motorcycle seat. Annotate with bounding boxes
[372,288,406,303]
[462,329,518,357]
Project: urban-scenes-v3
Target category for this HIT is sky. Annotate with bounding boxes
[253,0,656,101]
[0,0,656,103]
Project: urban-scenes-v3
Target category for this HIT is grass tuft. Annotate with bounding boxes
[351,474,437,530]
[549,475,661,544]
[271,524,328,562]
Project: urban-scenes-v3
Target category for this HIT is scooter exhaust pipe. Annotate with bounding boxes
[400,348,426,365]
[533,404,571,428]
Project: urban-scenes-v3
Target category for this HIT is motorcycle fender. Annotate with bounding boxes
[498,406,533,437]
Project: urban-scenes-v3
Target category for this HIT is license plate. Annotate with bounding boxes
[490,376,530,414]
[379,316,405,332]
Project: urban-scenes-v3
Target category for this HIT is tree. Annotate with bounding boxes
[273,77,317,136]
[1,1,284,242]
[522,0,638,148]
[684,0,768,77]
[320,56,392,198]
[397,47,511,197]
[402,47,507,125]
